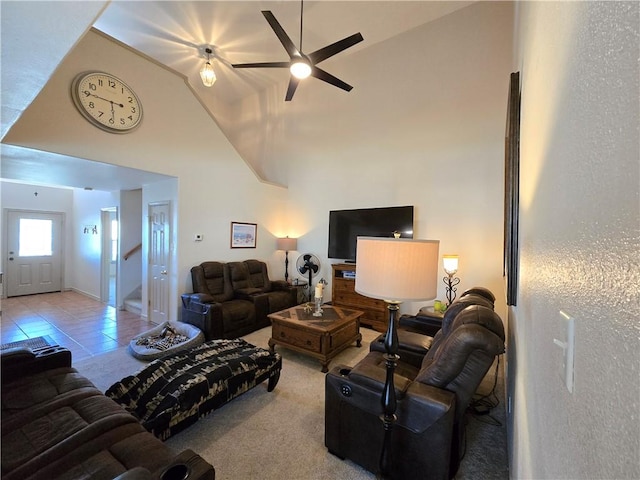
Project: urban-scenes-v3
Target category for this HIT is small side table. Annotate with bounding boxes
[291,279,309,303]
[399,306,443,337]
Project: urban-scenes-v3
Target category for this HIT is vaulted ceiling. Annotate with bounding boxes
[1,1,474,190]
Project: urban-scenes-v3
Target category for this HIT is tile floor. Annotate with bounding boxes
[0,291,156,361]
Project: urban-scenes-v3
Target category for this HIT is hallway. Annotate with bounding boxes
[0,291,155,361]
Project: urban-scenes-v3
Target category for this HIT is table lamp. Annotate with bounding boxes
[355,236,440,478]
[276,237,297,283]
[442,254,460,306]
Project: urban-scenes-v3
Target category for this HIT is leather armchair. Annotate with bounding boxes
[325,304,505,479]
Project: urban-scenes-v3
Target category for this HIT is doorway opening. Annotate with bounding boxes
[101,208,118,307]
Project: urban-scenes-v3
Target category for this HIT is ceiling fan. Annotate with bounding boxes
[232,1,364,101]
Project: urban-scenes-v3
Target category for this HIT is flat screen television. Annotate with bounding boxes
[328,206,414,262]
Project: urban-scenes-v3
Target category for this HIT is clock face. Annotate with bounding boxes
[71,72,143,133]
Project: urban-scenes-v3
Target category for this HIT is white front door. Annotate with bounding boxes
[149,202,170,324]
[6,210,64,297]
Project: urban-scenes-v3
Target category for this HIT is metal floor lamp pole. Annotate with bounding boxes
[378,302,400,479]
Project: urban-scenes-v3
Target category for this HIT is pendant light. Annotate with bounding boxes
[200,47,216,87]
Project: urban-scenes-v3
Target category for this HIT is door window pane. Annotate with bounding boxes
[19,219,53,256]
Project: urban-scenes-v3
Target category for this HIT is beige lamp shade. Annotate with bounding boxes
[276,237,297,251]
[355,237,440,302]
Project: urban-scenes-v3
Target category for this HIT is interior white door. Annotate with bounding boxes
[6,210,64,297]
[149,203,170,324]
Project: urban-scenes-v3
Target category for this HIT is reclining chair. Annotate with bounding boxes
[370,287,497,365]
[181,261,259,340]
[398,286,496,337]
[325,303,505,479]
[228,260,297,317]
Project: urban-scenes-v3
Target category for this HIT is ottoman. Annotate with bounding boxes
[106,338,281,440]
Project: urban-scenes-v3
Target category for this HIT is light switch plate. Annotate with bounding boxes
[554,310,575,393]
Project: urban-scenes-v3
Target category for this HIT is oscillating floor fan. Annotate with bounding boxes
[296,253,321,293]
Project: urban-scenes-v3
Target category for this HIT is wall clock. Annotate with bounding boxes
[71,71,143,133]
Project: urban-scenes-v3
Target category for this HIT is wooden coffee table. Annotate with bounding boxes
[268,305,363,372]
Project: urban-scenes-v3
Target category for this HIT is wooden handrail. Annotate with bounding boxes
[123,243,142,261]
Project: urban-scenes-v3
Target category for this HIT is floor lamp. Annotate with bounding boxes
[355,236,440,479]
[276,237,297,284]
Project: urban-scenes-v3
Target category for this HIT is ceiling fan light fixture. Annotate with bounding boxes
[200,48,217,87]
[290,59,311,79]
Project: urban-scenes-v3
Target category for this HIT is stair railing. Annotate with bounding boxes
[123,243,142,261]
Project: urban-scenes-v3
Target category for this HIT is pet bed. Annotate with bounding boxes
[107,338,282,440]
[129,321,204,360]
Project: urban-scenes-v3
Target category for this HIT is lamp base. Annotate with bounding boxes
[443,275,460,306]
[284,251,290,283]
[378,301,400,479]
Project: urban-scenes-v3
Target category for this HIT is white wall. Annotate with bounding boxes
[277,2,515,316]
[3,29,289,320]
[72,188,117,299]
[511,2,639,478]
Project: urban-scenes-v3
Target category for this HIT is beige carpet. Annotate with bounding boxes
[74,326,507,480]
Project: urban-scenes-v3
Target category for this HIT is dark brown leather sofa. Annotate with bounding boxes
[181,260,297,340]
[325,296,505,479]
[1,344,215,480]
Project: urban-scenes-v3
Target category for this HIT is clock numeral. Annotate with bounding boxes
[88,82,97,91]
[98,79,103,86]
[128,115,133,121]
[83,90,90,97]
[109,118,114,125]
[128,96,133,104]
[131,107,136,113]
[88,101,95,109]
[109,79,116,88]
[98,111,104,117]
[120,118,126,125]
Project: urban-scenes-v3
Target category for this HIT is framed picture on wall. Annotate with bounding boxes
[504,71,521,306]
[230,222,257,248]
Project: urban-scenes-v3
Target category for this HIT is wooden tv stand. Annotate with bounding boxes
[331,263,388,332]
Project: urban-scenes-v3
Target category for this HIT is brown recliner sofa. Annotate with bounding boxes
[325,302,505,480]
[181,260,297,340]
[369,287,497,366]
[1,344,215,480]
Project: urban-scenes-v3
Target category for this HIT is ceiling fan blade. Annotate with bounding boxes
[285,77,300,102]
[308,32,364,64]
[311,66,353,92]
[232,62,290,69]
[261,10,300,59]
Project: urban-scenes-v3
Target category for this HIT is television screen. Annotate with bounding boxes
[328,206,414,261]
